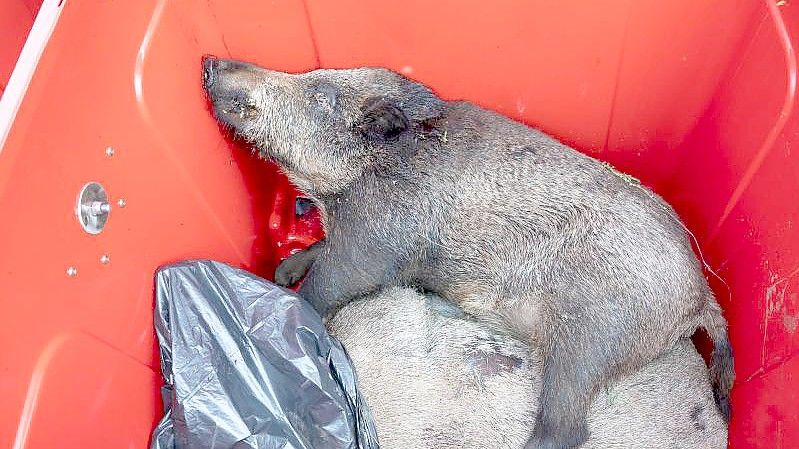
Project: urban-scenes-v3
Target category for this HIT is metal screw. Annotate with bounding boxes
[66,267,78,277]
[100,255,110,265]
[82,201,111,216]
[117,199,127,208]
[105,146,114,157]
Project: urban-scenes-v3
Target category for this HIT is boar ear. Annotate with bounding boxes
[357,96,409,141]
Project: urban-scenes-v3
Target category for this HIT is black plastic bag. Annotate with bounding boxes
[150,260,379,449]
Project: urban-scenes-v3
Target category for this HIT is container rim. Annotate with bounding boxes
[0,0,66,154]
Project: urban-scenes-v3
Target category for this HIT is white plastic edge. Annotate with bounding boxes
[0,0,65,155]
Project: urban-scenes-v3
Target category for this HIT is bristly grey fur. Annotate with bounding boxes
[327,287,728,449]
[203,57,735,449]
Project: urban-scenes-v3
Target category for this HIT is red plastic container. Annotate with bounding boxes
[0,1,796,448]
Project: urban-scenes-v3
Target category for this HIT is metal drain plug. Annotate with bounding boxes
[76,182,111,234]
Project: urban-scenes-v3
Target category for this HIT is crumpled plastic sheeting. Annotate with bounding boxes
[150,260,380,449]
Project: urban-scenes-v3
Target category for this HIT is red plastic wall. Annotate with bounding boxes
[0,1,796,448]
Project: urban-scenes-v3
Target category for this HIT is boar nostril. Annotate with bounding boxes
[202,57,216,88]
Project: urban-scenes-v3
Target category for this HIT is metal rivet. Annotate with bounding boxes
[105,146,114,157]
[117,199,127,208]
[100,255,110,265]
[66,267,78,277]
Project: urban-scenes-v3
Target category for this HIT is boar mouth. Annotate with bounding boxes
[219,97,244,114]
[215,98,259,123]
